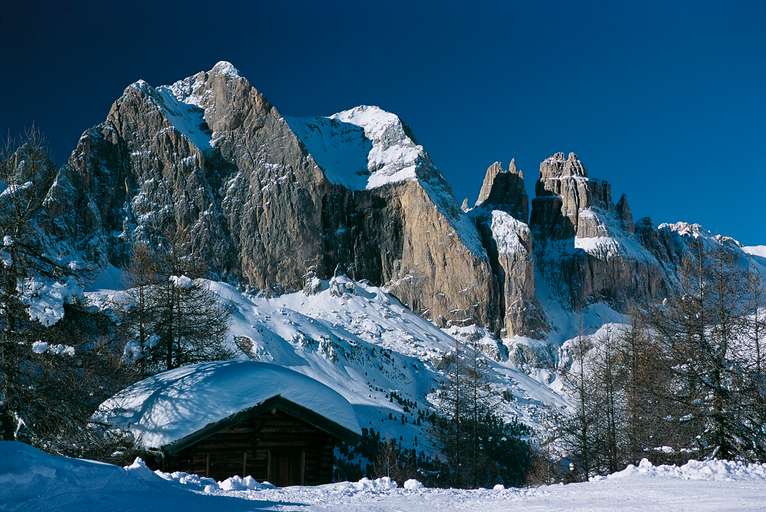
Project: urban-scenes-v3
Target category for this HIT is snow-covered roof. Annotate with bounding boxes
[93,361,362,449]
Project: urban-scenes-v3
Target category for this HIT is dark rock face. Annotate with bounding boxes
[615,194,635,233]
[475,160,528,222]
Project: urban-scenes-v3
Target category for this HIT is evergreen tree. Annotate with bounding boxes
[645,246,766,460]
[556,325,597,480]
[121,239,232,373]
[432,334,530,487]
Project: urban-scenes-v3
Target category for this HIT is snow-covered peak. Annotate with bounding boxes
[744,245,766,258]
[127,79,152,94]
[331,105,406,142]
[659,221,707,238]
[286,105,422,191]
[209,60,240,77]
[330,105,422,189]
[658,221,741,247]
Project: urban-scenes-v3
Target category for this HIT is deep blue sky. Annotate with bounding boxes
[2,1,764,244]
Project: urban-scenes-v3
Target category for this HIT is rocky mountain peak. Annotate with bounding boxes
[532,152,613,238]
[539,151,588,181]
[615,193,635,233]
[209,60,241,77]
[475,159,528,221]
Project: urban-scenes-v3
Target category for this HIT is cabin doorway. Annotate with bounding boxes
[268,448,305,486]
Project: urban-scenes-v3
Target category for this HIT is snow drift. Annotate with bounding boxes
[3,441,766,512]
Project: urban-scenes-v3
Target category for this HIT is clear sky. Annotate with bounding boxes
[2,1,764,244]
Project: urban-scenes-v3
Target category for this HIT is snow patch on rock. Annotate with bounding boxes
[490,210,530,255]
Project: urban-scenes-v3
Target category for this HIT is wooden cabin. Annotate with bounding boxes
[94,360,362,486]
[159,395,359,485]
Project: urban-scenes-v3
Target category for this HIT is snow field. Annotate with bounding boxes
[3,442,766,512]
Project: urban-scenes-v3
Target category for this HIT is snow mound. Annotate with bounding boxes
[0,441,268,512]
[93,360,362,449]
[5,442,766,511]
[218,475,274,491]
[606,458,766,482]
[403,478,424,490]
[347,476,398,492]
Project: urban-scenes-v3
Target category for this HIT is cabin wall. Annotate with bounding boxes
[160,409,336,485]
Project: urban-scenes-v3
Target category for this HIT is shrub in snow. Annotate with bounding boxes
[19,276,82,326]
[31,340,48,353]
[403,478,423,490]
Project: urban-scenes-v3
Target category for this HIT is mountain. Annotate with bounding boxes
[9,60,765,365]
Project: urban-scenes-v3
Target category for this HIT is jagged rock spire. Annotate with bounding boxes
[475,159,528,222]
[616,193,635,233]
[531,151,612,238]
[460,197,470,212]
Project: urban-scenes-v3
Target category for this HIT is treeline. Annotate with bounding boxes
[336,332,533,488]
[0,129,232,455]
[430,334,531,487]
[558,247,766,480]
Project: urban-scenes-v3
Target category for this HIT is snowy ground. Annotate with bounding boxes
[3,442,765,512]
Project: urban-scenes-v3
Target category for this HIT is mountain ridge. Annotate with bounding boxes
[9,61,764,351]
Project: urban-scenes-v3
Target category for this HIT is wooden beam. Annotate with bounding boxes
[300,449,306,485]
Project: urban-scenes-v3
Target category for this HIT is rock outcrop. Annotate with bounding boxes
[472,208,547,337]
[469,159,546,337]
[475,159,528,222]
[530,152,669,311]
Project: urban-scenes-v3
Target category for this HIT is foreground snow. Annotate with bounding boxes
[3,442,766,512]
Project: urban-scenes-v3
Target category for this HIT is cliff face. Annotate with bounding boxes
[528,152,670,313]
[36,62,495,327]
[11,61,761,341]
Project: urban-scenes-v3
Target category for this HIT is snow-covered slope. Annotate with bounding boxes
[4,442,766,512]
[88,276,565,450]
